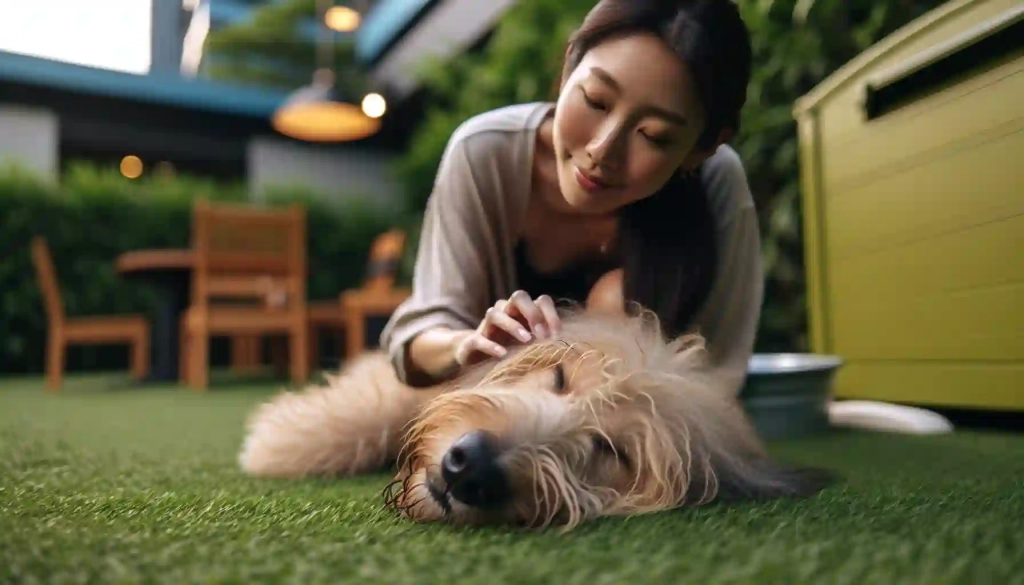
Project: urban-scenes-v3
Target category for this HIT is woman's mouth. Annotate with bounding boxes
[573,166,610,193]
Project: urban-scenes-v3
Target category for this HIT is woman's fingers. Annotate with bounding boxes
[458,291,563,367]
[534,294,561,335]
[484,306,533,343]
[507,290,549,338]
[454,332,507,365]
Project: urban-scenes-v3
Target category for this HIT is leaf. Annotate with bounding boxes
[792,0,816,24]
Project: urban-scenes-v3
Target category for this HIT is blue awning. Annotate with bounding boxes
[0,50,288,119]
[355,0,441,66]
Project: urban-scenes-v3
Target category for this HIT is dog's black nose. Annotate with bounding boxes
[441,430,511,509]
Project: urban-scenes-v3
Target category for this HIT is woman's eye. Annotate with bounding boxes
[641,132,672,148]
[580,89,606,111]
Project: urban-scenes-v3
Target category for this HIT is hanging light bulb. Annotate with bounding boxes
[271,1,382,142]
[325,5,360,32]
[272,69,381,142]
[361,92,387,118]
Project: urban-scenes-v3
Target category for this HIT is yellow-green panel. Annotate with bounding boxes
[831,277,1023,361]
[812,0,1021,143]
[832,361,1024,410]
[826,125,1024,261]
[827,212,1024,362]
[796,113,832,354]
[822,62,1024,192]
[830,212,1024,310]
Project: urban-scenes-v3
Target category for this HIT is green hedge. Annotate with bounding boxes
[0,163,417,376]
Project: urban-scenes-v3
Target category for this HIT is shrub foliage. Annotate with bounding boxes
[0,163,413,375]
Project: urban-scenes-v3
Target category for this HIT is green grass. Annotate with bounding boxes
[2,373,1023,584]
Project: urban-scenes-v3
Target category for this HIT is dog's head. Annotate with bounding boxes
[384,309,832,530]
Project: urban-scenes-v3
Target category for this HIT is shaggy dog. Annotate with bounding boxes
[238,308,832,530]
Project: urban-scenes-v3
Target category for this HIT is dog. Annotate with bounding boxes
[238,307,832,531]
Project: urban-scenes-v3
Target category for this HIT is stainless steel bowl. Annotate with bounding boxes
[748,353,844,375]
[740,353,844,440]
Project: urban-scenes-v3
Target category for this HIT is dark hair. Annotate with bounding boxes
[561,0,753,338]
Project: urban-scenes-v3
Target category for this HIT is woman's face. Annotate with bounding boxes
[552,32,713,215]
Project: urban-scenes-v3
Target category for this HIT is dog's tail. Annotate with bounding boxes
[238,352,438,479]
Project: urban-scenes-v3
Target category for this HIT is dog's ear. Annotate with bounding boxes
[708,458,838,504]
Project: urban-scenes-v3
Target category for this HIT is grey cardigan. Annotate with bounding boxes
[379,102,764,395]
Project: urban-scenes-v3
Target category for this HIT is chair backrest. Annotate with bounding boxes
[190,200,307,311]
[362,229,406,292]
[29,237,64,326]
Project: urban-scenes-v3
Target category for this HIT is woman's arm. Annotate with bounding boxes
[403,327,474,387]
[701,206,763,394]
[379,133,502,387]
[694,147,765,396]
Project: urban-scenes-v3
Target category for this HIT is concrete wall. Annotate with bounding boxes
[0,104,405,214]
[0,105,59,181]
[150,0,188,75]
[246,136,405,211]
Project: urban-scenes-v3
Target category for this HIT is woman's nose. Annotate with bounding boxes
[585,123,625,169]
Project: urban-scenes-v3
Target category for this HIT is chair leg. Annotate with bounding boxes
[247,336,262,368]
[45,334,65,392]
[189,332,209,391]
[345,312,365,360]
[307,325,319,373]
[231,335,246,370]
[269,336,288,378]
[179,327,189,384]
[290,324,309,385]
[131,328,150,381]
[231,335,261,372]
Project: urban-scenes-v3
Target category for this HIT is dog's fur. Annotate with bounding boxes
[238,308,832,530]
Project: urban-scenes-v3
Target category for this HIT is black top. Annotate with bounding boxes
[512,240,619,306]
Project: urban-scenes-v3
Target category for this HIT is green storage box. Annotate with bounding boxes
[792,0,1023,412]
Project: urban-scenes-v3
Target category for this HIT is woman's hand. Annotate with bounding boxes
[454,290,561,366]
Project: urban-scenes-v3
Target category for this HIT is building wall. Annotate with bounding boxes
[0,105,59,181]
[151,0,188,75]
[246,136,405,211]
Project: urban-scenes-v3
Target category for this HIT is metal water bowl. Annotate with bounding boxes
[739,353,844,440]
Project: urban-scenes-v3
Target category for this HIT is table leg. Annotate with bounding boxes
[147,278,190,383]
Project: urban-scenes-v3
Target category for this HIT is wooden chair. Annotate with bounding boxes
[310,228,411,363]
[30,237,150,391]
[232,228,410,372]
[179,200,309,390]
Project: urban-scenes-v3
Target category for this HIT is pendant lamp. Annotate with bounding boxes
[271,1,382,142]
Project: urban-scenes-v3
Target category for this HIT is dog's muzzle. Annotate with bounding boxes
[441,430,512,510]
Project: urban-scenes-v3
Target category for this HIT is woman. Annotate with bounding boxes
[380,0,762,394]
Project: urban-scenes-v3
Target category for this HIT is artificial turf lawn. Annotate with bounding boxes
[2,373,1022,584]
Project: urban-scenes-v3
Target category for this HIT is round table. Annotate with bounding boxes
[116,250,194,382]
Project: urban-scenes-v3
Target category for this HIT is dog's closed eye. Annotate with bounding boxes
[552,364,567,394]
[591,434,629,467]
